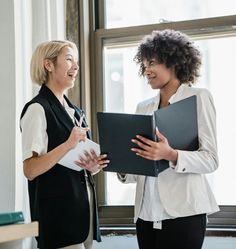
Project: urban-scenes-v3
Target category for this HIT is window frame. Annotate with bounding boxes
[92,12,236,230]
[68,0,236,232]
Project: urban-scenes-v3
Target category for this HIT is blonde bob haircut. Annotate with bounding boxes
[30,40,78,85]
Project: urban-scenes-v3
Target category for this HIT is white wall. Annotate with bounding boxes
[0,0,66,248]
[0,0,17,214]
[0,1,23,248]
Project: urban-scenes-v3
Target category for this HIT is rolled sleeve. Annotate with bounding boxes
[20,103,48,161]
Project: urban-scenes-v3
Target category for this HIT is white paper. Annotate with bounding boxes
[58,138,101,171]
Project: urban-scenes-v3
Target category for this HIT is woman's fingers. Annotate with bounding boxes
[75,152,109,173]
[155,129,166,142]
[98,154,109,167]
[134,135,155,146]
[131,138,151,150]
[131,134,165,161]
[131,146,153,158]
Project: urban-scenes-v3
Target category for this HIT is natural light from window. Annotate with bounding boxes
[105,0,236,28]
[104,36,236,206]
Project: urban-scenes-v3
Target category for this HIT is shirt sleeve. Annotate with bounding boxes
[20,103,48,161]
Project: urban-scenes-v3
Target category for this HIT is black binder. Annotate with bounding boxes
[97,95,198,176]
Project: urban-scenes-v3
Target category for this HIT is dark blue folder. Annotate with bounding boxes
[97,95,198,176]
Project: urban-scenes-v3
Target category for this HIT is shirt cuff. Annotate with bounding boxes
[172,150,187,173]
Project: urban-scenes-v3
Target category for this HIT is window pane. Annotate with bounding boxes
[105,0,236,28]
[196,37,236,205]
[104,36,236,205]
[104,46,154,114]
[104,45,154,205]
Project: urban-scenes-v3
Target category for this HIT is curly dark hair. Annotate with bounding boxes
[134,29,202,84]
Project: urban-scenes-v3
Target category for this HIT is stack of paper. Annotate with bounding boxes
[58,138,100,171]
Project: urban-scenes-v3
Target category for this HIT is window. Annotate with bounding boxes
[103,37,236,207]
[74,0,236,228]
[104,45,154,205]
[105,0,236,28]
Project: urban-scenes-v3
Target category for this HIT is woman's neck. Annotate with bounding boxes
[45,83,65,105]
[159,79,180,108]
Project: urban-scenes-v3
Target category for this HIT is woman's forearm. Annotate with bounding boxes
[23,142,71,181]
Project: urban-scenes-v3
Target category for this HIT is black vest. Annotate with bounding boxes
[20,85,101,249]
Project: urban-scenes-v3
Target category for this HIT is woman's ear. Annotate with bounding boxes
[44,59,54,72]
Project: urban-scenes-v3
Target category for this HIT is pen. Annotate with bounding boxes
[78,112,85,127]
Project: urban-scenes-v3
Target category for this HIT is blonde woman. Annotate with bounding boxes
[20,40,109,249]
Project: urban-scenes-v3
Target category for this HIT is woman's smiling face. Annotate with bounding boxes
[143,58,176,90]
[47,46,79,90]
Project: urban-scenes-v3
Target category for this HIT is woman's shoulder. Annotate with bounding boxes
[21,94,51,117]
[21,102,45,120]
[21,98,46,120]
[25,102,45,112]
[180,85,215,110]
[137,95,158,108]
[182,84,212,99]
[135,95,159,114]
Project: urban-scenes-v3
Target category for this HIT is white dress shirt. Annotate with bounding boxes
[21,103,48,161]
[21,100,77,161]
[136,94,173,222]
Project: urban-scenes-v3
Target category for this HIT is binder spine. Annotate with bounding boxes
[152,115,158,142]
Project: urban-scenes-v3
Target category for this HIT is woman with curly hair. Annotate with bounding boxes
[119,30,219,249]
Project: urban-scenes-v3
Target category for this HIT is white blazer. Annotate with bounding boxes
[121,84,219,222]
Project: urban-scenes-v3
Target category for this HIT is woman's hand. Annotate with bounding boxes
[131,129,178,164]
[65,126,89,150]
[75,150,109,174]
